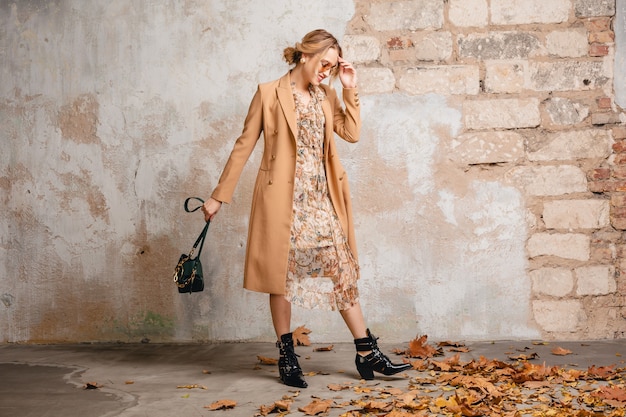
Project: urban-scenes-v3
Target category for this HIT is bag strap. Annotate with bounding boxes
[185,197,210,258]
[184,197,206,213]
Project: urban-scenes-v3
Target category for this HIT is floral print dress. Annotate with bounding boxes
[284,84,360,311]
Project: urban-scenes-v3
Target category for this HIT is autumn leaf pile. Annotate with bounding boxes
[204,329,626,416]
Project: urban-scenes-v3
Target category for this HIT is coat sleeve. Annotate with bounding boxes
[330,87,361,143]
[211,87,264,204]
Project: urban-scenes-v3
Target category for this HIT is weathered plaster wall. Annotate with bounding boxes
[1,0,624,344]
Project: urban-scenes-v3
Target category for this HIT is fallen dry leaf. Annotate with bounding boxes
[314,344,334,352]
[362,400,393,412]
[328,383,351,391]
[551,346,573,356]
[407,335,440,358]
[298,398,333,415]
[293,325,311,346]
[83,382,100,390]
[205,399,236,410]
[257,355,278,365]
[594,386,626,402]
[258,400,291,415]
[587,365,617,380]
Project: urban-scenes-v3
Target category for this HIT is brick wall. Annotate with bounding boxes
[345,0,625,339]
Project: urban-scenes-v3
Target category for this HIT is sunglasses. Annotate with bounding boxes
[319,60,339,73]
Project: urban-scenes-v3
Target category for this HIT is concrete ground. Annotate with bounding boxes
[0,340,624,417]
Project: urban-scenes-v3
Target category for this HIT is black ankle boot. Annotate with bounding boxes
[354,329,411,380]
[277,333,307,388]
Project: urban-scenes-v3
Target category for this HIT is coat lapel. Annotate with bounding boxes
[276,73,297,141]
[320,86,333,157]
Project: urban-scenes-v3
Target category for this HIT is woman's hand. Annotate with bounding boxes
[201,197,222,222]
[337,56,357,89]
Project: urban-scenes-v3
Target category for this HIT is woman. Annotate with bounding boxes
[202,29,410,388]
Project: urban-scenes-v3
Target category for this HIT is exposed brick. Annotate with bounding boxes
[583,17,612,32]
[590,43,610,56]
[612,207,626,218]
[616,246,626,260]
[615,154,626,165]
[589,31,615,43]
[613,166,626,180]
[592,112,621,125]
[588,180,614,193]
[612,216,626,230]
[610,193,626,207]
[613,127,626,140]
[588,168,611,180]
[616,181,626,192]
[590,246,614,262]
[597,97,612,109]
[613,140,626,153]
[387,36,410,50]
[587,181,612,193]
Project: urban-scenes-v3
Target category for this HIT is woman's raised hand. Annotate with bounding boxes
[337,56,357,89]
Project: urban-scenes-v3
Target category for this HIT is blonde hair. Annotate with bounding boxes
[283,29,342,77]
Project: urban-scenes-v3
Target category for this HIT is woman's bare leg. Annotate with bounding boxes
[340,302,370,355]
[270,294,292,338]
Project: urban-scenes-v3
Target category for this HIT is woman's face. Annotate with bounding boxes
[302,47,339,86]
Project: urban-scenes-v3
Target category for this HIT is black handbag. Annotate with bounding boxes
[173,197,210,294]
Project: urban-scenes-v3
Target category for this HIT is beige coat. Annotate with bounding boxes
[211,72,361,294]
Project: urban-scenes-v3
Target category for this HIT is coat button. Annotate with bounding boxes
[271,155,276,160]
[269,180,273,185]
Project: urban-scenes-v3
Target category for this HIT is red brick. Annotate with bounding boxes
[386,36,412,50]
[589,168,611,180]
[613,127,626,140]
[584,17,612,32]
[612,216,626,230]
[589,31,615,43]
[597,97,612,109]
[613,140,626,153]
[590,43,610,56]
[613,166,626,179]
[589,180,614,192]
[614,154,626,165]
[616,181,626,192]
[611,193,626,207]
[612,206,626,217]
